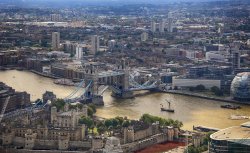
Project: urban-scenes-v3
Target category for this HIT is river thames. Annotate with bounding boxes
[1,70,250,130]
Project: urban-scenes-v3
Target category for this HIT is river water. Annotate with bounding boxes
[1,70,250,130]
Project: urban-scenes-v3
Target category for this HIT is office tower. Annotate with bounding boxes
[159,20,165,33]
[108,40,116,51]
[232,51,240,69]
[151,21,156,33]
[75,44,84,59]
[141,32,148,42]
[52,32,60,50]
[168,18,173,33]
[91,35,99,55]
[50,14,61,22]
[167,12,173,33]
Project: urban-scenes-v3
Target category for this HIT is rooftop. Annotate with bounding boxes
[211,123,250,143]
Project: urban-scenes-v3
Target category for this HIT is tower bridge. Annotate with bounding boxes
[64,60,162,105]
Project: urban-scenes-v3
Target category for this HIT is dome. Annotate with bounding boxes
[231,72,250,101]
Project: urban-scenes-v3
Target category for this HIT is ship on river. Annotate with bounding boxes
[160,99,174,113]
[54,79,78,86]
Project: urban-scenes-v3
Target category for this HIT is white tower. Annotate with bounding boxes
[151,21,156,33]
[141,32,148,42]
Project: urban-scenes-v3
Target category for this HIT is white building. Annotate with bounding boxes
[172,77,221,89]
[151,21,156,33]
[75,44,84,59]
[50,14,61,22]
[103,137,123,153]
[91,35,100,55]
[52,32,60,50]
[141,32,148,42]
[168,18,173,33]
[206,51,226,61]
[186,51,196,59]
[247,39,250,46]
[108,40,116,51]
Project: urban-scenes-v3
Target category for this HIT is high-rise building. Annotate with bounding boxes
[167,12,174,33]
[50,14,61,22]
[52,32,60,50]
[232,51,240,69]
[159,20,165,33]
[167,18,173,33]
[63,41,77,55]
[108,40,116,51]
[75,44,84,60]
[91,35,100,55]
[141,32,148,42]
[151,21,156,33]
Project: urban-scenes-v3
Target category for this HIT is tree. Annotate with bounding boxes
[87,107,94,117]
[189,87,195,91]
[140,114,183,128]
[211,86,219,93]
[104,119,113,128]
[210,86,224,96]
[79,116,94,130]
[122,120,130,127]
[97,125,106,134]
[111,118,119,128]
[88,104,96,113]
[52,99,65,111]
[195,84,205,91]
[115,116,124,125]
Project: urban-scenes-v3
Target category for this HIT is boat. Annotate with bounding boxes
[229,114,249,120]
[54,79,75,86]
[160,99,175,113]
[221,104,241,110]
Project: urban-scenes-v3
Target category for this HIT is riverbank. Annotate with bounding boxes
[28,70,60,79]
[162,90,249,105]
[0,66,60,79]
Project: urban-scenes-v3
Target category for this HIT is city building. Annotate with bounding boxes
[91,35,100,55]
[141,32,148,42]
[50,14,61,22]
[231,72,250,102]
[0,50,19,66]
[108,40,116,51]
[172,77,221,89]
[63,41,77,55]
[52,32,60,50]
[167,18,173,33]
[51,104,88,128]
[0,82,30,114]
[151,21,156,33]
[159,20,165,33]
[75,44,85,59]
[209,122,250,152]
[231,50,240,69]
[206,51,226,62]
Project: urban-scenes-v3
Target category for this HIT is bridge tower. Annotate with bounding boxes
[84,64,104,105]
[112,59,134,98]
